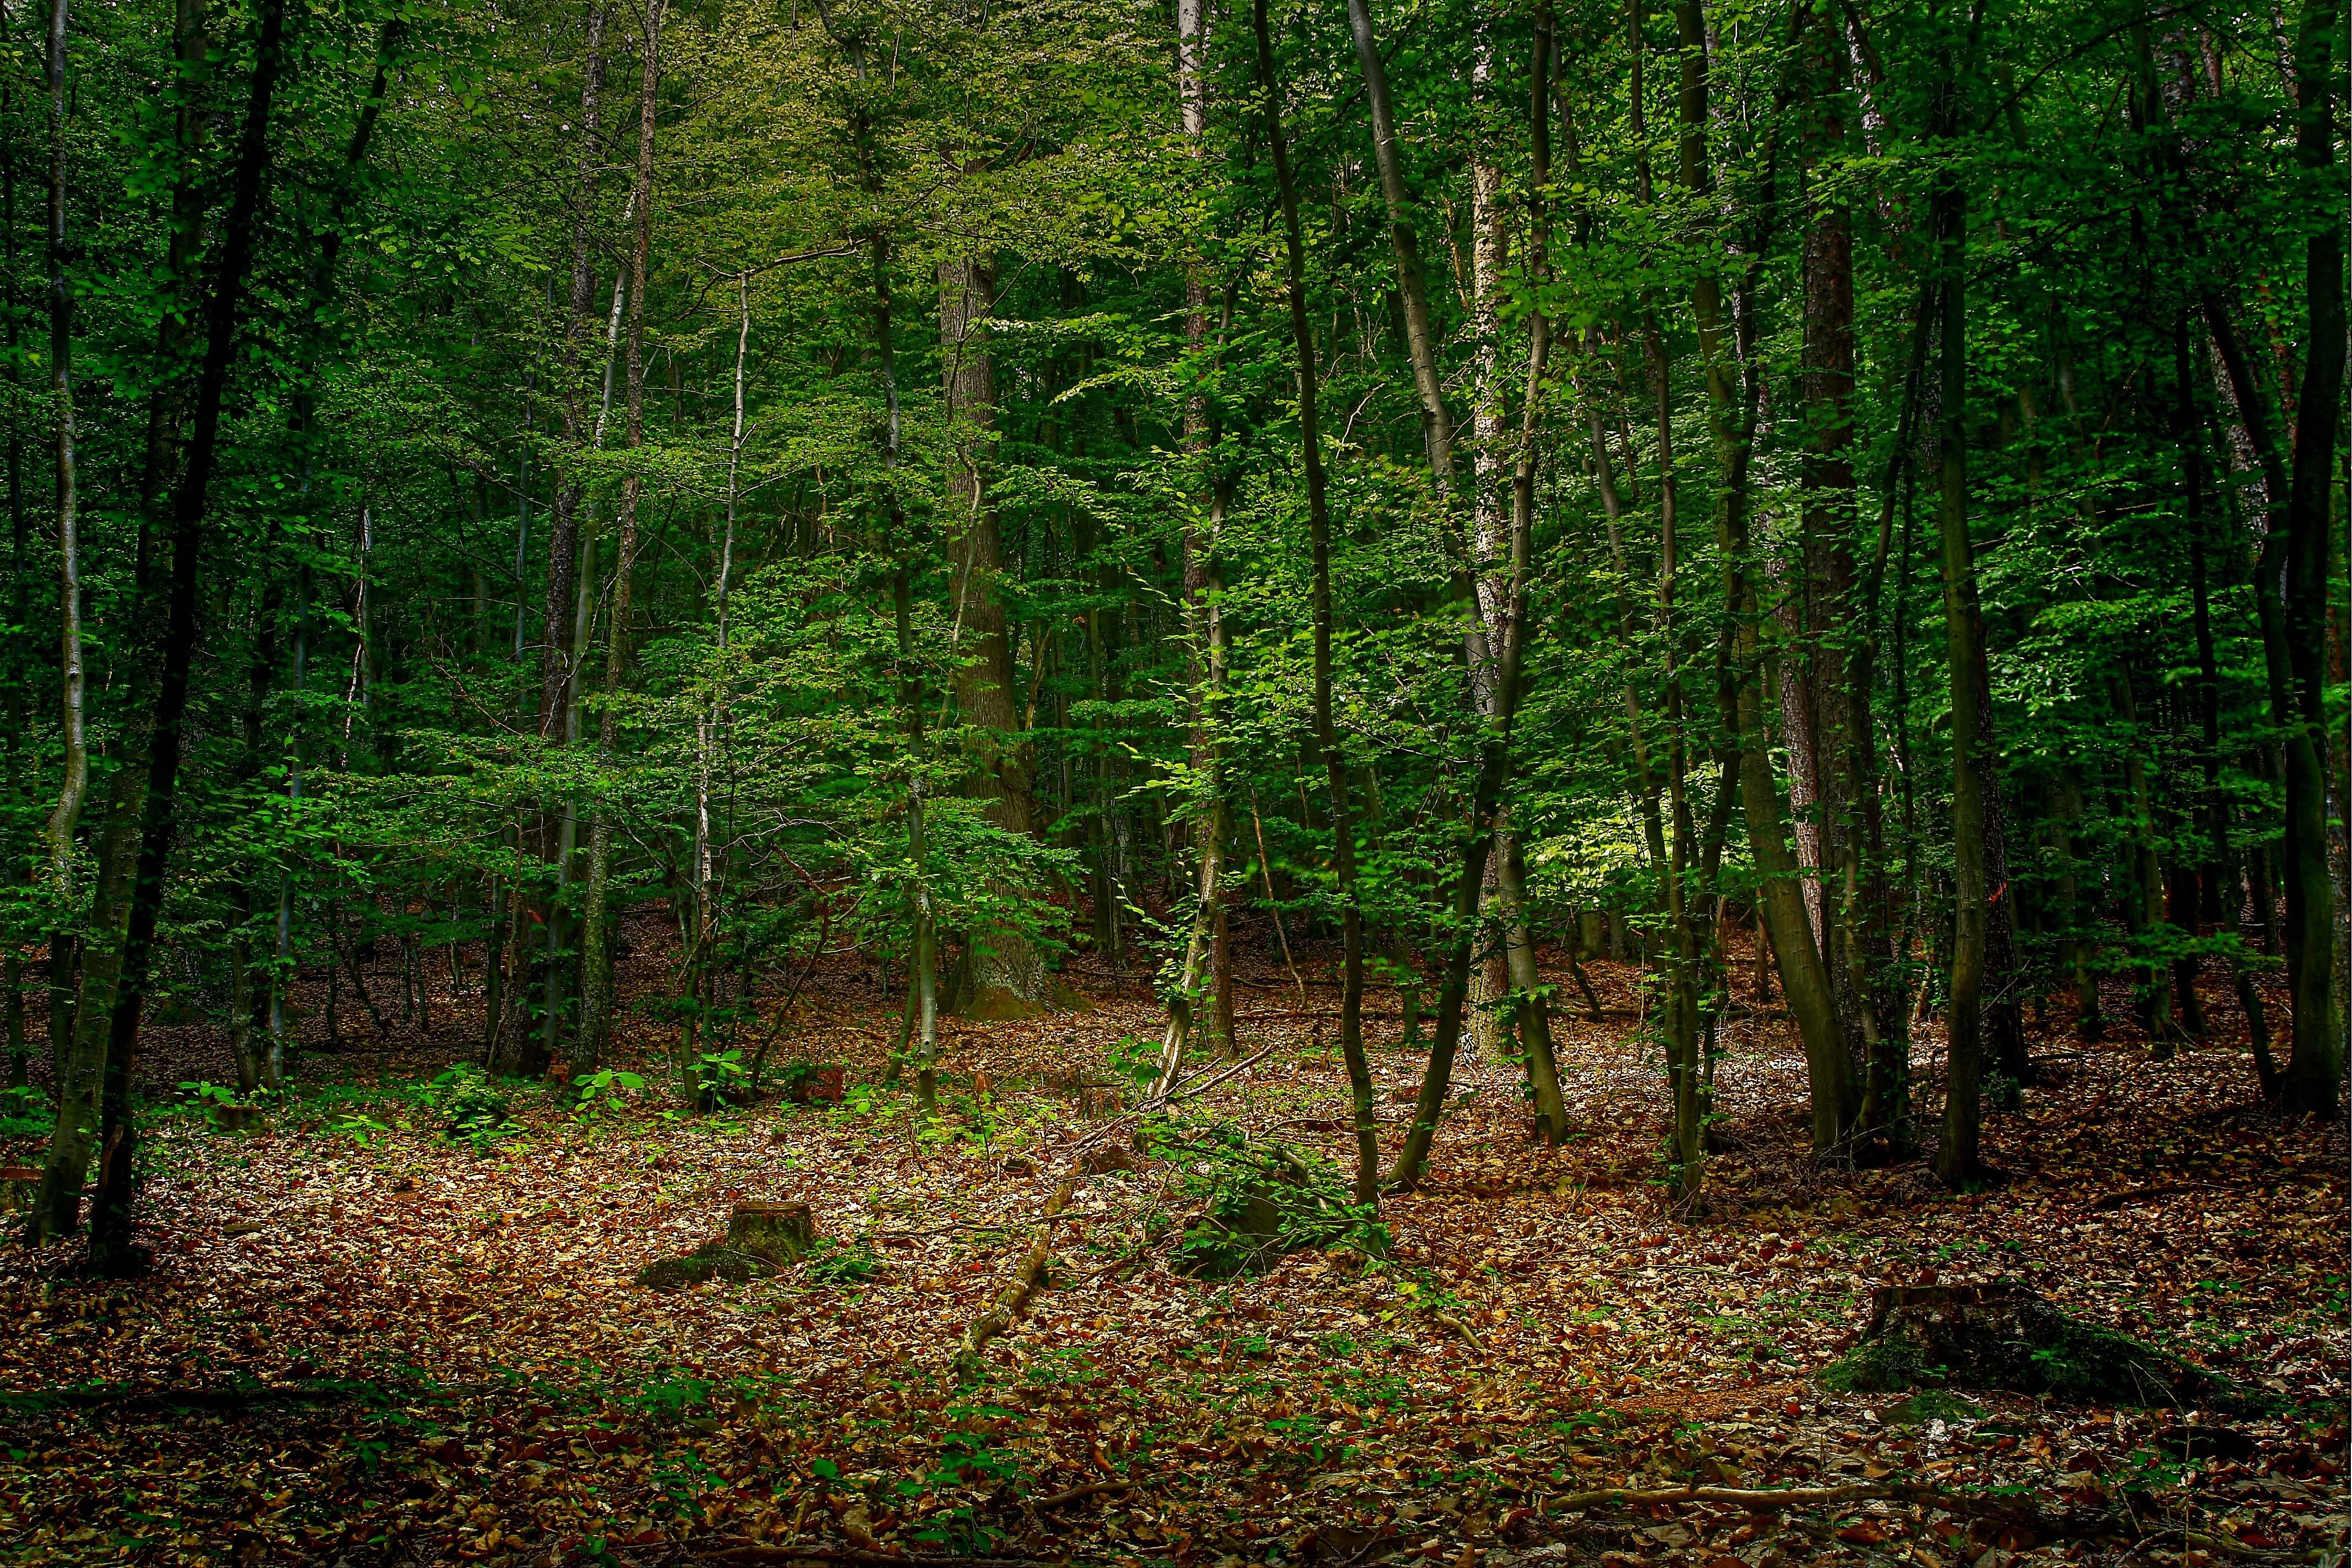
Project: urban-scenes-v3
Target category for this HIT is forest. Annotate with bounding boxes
[0,0,2344,1557]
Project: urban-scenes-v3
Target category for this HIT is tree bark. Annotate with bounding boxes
[38,0,83,886]
[33,0,287,1250]
[579,0,662,1076]
[1151,0,1229,1087]
[939,253,1052,1019]
[1672,0,1849,1153]
[1253,0,1375,1208]
[2274,0,2344,1113]
[1931,171,1987,1189]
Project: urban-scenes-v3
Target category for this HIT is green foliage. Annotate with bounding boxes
[0,1086,53,1139]
[574,1068,650,1118]
[1155,1121,1387,1278]
[423,1067,520,1155]
[802,1239,882,1287]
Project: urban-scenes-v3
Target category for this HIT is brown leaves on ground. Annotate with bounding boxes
[0,923,2344,1567]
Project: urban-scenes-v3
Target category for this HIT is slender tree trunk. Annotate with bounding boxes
[1341,0,1461,507]
[1151,0,1229,1087]
[34,0,287,1250]
[1499,8,1567,1146]
[1465,31,1516,1065]
[1798,2,1871,1088]
[1672,0,1849,1152]
[510,2,610,1075]
[2,57,24,1094]
[1253,0,1374,1208]
[1931,168,1987,1190]
[580,0,663,1074]
[2274,0,2344,1113]
[39,0,83,886]
[2111,668,2181,1048]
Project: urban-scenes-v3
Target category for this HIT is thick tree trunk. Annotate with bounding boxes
[939,254,1052,1019]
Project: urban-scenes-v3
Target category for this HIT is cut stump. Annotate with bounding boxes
[0,1166,37,1217]
[1823,1282,2271,1412]
[635,1201,816,1289]
[728,1200,815,1265]
[786,1065,845,1106]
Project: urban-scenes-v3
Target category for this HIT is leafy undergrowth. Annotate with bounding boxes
[1,928,2345,1567]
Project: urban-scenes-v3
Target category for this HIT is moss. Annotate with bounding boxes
[634,1243,772,1290]
[1821,1337,1944,1395]
[1881,1390,1988,1425]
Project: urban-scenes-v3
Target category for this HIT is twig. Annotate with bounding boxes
[1032,1478,1135,1508]
[1430,1312,1485,1352]
[1539,1479,2099,1534]
[703,1548,1066,1567]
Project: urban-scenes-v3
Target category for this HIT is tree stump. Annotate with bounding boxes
[213,1104,257,1133]
[0,1166,37,1217]
[1074,1085,1122,1120]
[1824,1282,2269,1411]
[786,1065,845,1106]
[728,1200,815,1265]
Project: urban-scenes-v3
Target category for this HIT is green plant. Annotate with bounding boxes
[905,1428,1028,1554]
[0,1084,54,1136]
[335,1111,392,1147]
[426,1066,520,1153]
[574,1066,649,1118]
[693,1049,750,1108]
[178,1080,250,1110]
[804,1240,881,1286]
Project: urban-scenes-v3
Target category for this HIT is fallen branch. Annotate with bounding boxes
[1071,1045,1275,1153]
[1429,1312,1485,1352]
[703,1547,1063,1567]
[0,1376,483,1415]
[1538,1479,2095,1534]
[1032,1478,1135,1508]
[951,1173,1076,1382]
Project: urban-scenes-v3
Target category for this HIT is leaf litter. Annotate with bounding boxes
[0,923,2344,1568]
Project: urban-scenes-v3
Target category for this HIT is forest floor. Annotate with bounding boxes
[0,914,2345,1568]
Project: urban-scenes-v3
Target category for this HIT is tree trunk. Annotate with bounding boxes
[39,0,83,886]
[940,253,1052,1019]
[1253,0,1375,1208]
[1151,0,1228,1087]
[1798,3,1871,1088]
[579,0,662,1075]
[1932,170,1988,1190]
[39,0,287,1253]
[1673,0,1850,1153]
[2274,0,2344,1113]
